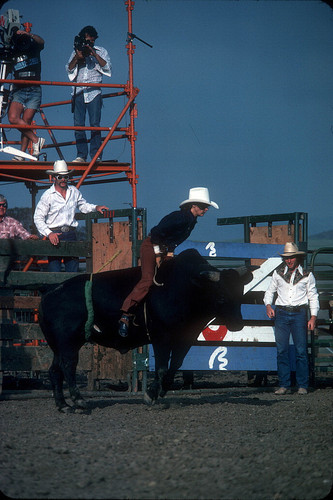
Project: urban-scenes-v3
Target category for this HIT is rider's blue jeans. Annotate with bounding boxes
[274,307,309,389]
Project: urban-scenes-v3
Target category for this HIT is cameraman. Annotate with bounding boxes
[8,29,45,160]
[66,25,111,163]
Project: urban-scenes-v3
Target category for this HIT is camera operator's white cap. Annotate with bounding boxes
[179,187,219,209]
[46,160,74,176]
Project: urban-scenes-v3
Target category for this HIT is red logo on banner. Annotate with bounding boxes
[202,324,228,341]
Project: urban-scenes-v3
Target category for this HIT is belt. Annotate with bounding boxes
[50,225,76,233]
[276,305,308,312]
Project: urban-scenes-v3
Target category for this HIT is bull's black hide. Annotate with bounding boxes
[39,249,252,412]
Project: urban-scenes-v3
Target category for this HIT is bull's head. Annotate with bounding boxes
[198,266,253,332]
[199,266,253,285]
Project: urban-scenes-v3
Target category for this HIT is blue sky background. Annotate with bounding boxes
[0,0,332,242]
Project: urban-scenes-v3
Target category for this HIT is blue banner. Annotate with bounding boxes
[175,240,284,259]
[149,345,296,372]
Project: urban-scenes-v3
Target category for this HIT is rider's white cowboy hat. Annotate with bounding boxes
[179,187,219,209]
[46,160,74,176]
[280,242,306,257]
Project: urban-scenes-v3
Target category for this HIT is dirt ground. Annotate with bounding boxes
[1,371,332,500]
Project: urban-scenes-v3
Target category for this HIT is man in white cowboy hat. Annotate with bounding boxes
[34,160,109,272]
[118,187,219,337]
[264,242,319,395]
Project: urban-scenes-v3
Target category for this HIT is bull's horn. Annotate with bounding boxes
[199,270,220,282]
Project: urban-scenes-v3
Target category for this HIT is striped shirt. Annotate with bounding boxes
[0,216,32,239]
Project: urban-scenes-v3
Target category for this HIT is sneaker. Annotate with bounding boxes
[72,157,86,163]
[12,155,25,161]
[297,388,308,395]
[274,387,290,395]
[32,137,45,157]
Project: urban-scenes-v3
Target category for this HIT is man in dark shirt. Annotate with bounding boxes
[118,187,219,337]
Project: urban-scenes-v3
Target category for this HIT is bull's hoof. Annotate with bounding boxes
[143,391,156,406]
[58,405,75,414]
[74,407,91,415]
[73,398,89,409]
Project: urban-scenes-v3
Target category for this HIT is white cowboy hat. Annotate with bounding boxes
[280,242,306,257]
[179,187,219,209]
[46,160,74,176]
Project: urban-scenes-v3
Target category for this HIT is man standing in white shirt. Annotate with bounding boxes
[34,160,109,272]
[264,242,319,395]
[66,26,111,163]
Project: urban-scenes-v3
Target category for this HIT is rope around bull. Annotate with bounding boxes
[84,250,122,340]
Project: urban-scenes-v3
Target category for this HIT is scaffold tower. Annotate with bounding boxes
[0,0,140,211]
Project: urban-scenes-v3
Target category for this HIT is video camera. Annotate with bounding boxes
[74,34,93,56]
[0,9,21,60]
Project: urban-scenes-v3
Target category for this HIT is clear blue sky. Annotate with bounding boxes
[1,0,332,241]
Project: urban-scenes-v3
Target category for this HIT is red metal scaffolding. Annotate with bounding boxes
[0,0,140,208]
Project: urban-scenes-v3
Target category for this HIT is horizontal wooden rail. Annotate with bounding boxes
[1,323,42,340]
[0,296,41,310]
[2,271,81,288]
[0,239,91,257]
[0,344,92,372]
[217,212,307,225]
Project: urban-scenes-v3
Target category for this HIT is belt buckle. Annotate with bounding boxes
[60,225,70,233]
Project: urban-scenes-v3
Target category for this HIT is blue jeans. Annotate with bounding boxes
[47,230,79,272]
[274,307,309,389]
[10,85,42,110]
[74,92,102,160]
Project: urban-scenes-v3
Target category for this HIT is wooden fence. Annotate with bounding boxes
[0,211,145,394]
[1,216,332,394]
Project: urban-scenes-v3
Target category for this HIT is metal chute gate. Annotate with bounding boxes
[164,213,332,386]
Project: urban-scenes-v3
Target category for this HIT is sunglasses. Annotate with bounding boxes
[54,175,69,180]
[0,203,7,208]
[195,203,209,210]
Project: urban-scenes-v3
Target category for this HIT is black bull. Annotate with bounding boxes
[39,249,253,412]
